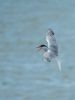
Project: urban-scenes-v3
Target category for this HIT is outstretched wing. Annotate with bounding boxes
[46,29,58,56]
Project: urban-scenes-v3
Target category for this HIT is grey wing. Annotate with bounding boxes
[46,33,57,48]
[50,45,58,56]
[46,30,58,56]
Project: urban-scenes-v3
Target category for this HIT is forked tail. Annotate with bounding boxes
[55,57,61,71]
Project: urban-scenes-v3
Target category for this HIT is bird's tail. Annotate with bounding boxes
[55,57,61,71]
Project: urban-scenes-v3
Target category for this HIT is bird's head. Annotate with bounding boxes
[47,28,54,36]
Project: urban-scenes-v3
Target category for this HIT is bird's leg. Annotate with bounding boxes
[44,57,51,62]
[46,58,51,62]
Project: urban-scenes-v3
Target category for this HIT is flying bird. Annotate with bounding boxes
[37,28,61,71]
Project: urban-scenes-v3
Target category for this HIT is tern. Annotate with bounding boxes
[37,28,61,71]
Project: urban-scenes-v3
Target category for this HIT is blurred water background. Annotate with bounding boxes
[0,0,75,100]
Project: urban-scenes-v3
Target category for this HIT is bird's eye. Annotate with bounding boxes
[52,31,54,35]
[50,30,54,35]
[48,28,54,35]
